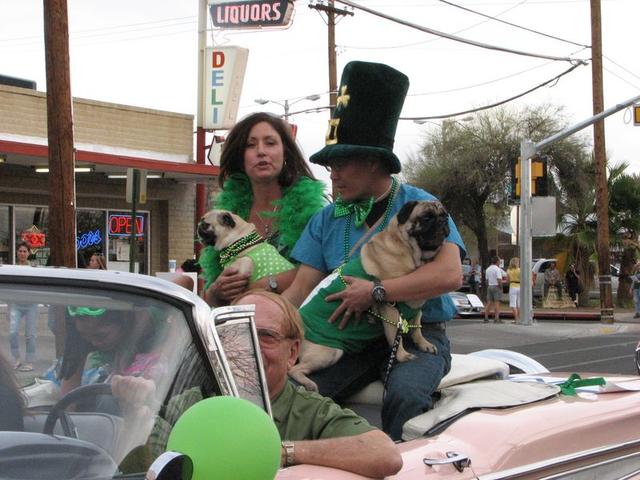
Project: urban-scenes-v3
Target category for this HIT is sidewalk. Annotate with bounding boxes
[448,309,640,353]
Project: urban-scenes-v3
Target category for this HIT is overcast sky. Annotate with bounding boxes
[1,0,639,183]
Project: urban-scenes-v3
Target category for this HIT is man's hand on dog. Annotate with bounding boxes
[208,267,250,303]
[325,276,375,329]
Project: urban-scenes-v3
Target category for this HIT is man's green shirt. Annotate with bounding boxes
[271,381,374,441]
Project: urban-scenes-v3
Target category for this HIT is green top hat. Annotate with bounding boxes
[310,61,409,174]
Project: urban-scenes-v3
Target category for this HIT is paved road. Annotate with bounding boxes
[448,313,640,375]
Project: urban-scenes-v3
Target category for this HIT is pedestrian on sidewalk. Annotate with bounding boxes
[632,261,640,319]
[544,261,563,301]
[8,241,38,372]
[565,263,582,308]
[485,256,506,323]
[507,257,520,323]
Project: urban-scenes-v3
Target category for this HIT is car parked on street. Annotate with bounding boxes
[450,291,484,317]
[2,265,640,480]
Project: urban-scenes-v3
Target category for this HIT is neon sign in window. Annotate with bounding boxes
[76,229,102,250]
[108,214,144,237]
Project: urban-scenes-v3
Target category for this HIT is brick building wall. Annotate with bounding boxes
[0,84,192,157]
[0,84,217,275]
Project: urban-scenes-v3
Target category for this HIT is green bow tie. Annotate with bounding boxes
[334,196,374,228]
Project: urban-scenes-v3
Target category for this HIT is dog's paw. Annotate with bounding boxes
[416,339,438,355]
[396,349,417,362]
[288,370,319,392]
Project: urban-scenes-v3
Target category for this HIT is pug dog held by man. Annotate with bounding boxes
[197,210,295,294]
[289,200,451,392]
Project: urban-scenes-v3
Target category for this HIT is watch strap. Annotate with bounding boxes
[282,441,295,467]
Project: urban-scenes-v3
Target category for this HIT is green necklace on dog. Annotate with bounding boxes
[219,231,263,264]
[340,177,398,263]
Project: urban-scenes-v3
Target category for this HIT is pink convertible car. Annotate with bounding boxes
[2,266,639,479]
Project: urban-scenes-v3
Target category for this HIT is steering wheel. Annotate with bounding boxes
[43,383,114,437]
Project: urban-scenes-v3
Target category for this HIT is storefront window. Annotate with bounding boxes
[0,205,9,264]
[107,211,148,274]
[76,209,106,268]
[15,206,49,266]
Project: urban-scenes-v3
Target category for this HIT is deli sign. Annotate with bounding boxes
[208,0,294,29]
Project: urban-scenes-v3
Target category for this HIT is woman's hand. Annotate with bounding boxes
[205,267,250,306]
[325,277,374,329]
[111,374,156,417]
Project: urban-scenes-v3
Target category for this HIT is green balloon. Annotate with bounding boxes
[167,396,281,480]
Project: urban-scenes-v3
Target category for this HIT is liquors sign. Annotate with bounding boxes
[208,0,294,29]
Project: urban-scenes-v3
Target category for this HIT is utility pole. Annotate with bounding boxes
[590,0,614,324]
[309,1,353,114]
[43,0,76,269]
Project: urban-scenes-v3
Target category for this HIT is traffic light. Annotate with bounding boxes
[511,155,548,200]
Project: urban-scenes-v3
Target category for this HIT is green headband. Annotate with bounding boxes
[67,306,107,317]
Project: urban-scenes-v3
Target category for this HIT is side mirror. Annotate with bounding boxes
[146,452,192,480]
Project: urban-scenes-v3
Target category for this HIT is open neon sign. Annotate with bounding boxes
[108,214,144,237]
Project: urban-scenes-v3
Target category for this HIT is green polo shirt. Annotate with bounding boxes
[271,381,374,441]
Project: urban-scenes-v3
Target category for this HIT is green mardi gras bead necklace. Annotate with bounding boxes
[342,177,398,263]
[219,231,264,264]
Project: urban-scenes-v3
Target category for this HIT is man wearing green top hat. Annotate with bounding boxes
[283,61,466,441]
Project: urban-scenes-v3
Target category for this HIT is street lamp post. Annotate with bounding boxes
[255,94,321,119]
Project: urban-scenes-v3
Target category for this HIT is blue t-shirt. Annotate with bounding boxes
[291,183,466,322]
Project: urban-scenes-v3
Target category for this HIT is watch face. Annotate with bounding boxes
[373,285,385,302]
[268,277,278,291]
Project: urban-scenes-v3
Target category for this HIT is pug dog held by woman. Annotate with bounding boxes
[289,200,450,392]
[197,210,295,292]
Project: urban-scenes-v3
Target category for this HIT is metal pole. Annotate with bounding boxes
[328,0,337,115]
[519,140,536,326]
[129,169,139,273]
[284,99,290,118]
[195,0,208,259]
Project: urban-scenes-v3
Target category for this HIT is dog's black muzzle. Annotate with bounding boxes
[415,214,450,252]
[197,220,217,246]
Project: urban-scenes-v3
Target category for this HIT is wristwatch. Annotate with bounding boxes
[372,279,386,303]
[268,275,278,293]
[281,441,295,467]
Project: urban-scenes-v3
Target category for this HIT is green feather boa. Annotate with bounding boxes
[198,174,326,288]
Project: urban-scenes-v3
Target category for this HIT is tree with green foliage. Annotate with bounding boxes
[608,166,640,307]
[405,104,592,278]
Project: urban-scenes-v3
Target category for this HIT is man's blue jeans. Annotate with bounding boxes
[9,303,38,363]
[309,323,452,441]
[634,288,640,315]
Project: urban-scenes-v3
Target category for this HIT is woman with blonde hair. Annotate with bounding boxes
[507,257,521,323]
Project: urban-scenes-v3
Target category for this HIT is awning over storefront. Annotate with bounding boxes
[0,139,219,182]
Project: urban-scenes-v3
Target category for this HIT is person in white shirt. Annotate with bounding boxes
[484,255,506,323]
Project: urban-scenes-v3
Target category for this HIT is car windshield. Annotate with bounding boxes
[0,278,223,479]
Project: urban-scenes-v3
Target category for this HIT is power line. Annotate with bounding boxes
[603,66,640,90]
[402,62,583,121]
[603,55,640,83]
[0,16,196,43]
[334,0,587,64]
[436,0,589,48]
[339,0,525,50]
[407,59,556,97]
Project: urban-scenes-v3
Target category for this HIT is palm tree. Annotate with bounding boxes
[608,165,640,307]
